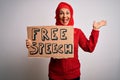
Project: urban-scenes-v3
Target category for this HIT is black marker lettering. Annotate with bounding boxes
[64,44,73,54]
[39,43,44,54]
[51,28,58,40]
[52,43,57,53]
[30,42,38,55]
[60,29,67,40]
[32,28,40,41]
[57,44,63,54]
[41,28,49,41]
[45,43,51,54]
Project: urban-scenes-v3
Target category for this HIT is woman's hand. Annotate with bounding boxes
[93,20,107,30]
[26,39,32,48]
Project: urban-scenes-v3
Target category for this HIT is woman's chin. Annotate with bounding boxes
[62,22,69,26]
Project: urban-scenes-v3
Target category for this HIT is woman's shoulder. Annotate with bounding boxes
[74,28,83,35]
[74,28,82,32]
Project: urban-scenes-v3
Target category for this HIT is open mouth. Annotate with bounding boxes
[62,18,69,24]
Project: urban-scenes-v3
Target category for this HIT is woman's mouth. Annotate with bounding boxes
[62,18,69,24]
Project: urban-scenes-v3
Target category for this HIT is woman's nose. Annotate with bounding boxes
[63,13,67,18]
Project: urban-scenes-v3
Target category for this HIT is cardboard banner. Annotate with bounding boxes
[27,26,74,58]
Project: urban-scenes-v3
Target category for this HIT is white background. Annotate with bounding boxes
[0,0,120,80]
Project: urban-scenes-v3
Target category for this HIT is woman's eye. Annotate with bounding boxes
[66,12,70,15]
[59,12,63,15]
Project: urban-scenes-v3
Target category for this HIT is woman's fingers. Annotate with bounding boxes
[26,39,32,48]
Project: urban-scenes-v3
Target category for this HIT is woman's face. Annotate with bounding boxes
[59,8,71,26]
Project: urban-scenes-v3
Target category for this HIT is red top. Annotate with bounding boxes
[49,28,99,79]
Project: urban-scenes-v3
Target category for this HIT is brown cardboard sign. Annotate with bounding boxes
[27,26,74,58]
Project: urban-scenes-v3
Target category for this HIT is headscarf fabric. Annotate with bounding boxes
[55,2,74,26]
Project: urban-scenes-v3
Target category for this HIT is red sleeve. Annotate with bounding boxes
[78,29,99,53]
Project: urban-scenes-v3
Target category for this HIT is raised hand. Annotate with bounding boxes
[93,20,107,30]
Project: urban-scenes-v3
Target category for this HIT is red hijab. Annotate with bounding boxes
[55,2,74,26]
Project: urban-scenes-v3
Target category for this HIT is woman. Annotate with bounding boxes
[26,2,106,80]
[48,2,106,80]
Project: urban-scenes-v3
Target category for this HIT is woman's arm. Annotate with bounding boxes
[78,20,107,52]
